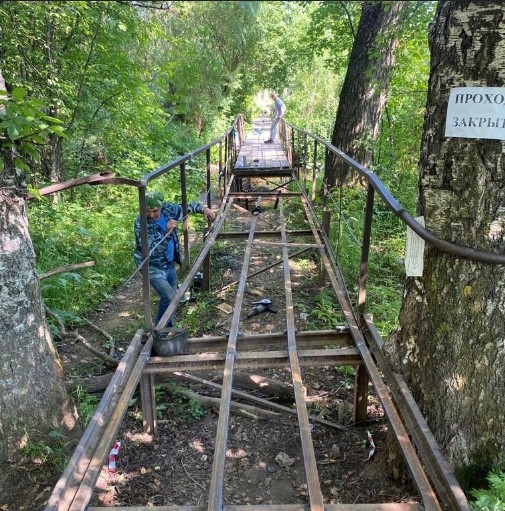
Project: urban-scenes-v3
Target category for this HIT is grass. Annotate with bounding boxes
[20,430,70,471]
[72,386,100,425]
[30,188,138,317]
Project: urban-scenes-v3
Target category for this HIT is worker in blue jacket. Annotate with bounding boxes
[133,191,215,328]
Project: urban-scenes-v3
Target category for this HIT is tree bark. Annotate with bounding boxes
[0,69,77,469]
[387,1,505,472]
[326,1,407,188]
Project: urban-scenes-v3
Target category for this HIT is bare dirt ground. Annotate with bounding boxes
[5,179,420,510]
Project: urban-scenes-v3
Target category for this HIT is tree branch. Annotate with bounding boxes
[339,1,356,39]
[71,331,119,367]
[38,260,95,280]
[45,307,118,366]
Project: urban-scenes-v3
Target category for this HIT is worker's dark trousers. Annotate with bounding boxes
[150,263,177,328]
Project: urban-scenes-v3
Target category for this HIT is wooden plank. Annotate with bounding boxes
[235,139,290,170]
[45,329,144,511]
[233,119,290,172]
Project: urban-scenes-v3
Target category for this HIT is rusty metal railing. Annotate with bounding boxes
[283,120,505,320]
[31,115,246,333]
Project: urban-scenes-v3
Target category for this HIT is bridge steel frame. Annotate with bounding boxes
[38,115,502,511]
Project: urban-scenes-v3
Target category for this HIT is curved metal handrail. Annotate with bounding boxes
[28,172,141,199]
[285,120,505,265]
[141,114,243,185]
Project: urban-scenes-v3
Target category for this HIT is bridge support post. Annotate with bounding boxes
[203,228,211,292]
[219,141,223,199]
[311,139,318,201]
[358,185,374,320]
[139,187,153,332]
[140,373,157,435]
[180,162,190,271]
[318,208,331,284]
[354,364,369,424]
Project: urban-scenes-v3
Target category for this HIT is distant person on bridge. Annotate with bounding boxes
[264,92,286,144]
[133,191,215,328]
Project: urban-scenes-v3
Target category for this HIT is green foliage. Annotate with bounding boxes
[252,2,315,91]
[374,2,435,209]
[336,365,355,378]
[0,87,64,173]
[142,1,262,136]
[470,470,505,511]
[157,382,207,422]
[181,292,218,336]
[20,430,69,471]
[72,386,99,426]
[30,187,138,315]
[311,289,345,328]
[305,1,361,72]
[286,54,341,137]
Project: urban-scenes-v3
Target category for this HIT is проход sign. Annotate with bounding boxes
[445,87,505,140]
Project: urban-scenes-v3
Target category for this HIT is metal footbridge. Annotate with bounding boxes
[39,114,499,511]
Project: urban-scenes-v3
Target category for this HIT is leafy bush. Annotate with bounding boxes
[470,470,505,511]
[30,189,138,316]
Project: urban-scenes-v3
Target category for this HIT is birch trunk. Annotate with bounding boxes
[0,69,76,470]
[388,1,505,472]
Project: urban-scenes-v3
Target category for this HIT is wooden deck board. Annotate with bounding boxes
[234,118,290,173]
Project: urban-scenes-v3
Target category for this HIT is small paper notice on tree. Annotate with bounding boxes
[445,87,505,140]
[405,216,425,277]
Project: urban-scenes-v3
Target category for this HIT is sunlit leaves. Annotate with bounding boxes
[0,86,65,172]
[305,1,362,72]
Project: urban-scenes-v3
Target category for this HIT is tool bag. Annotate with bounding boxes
[152,327,189,356]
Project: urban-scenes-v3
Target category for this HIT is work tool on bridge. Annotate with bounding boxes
[246,298,278,319]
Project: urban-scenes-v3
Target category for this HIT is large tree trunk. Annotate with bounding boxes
[41,129,64,185]
[387,1,505,472]
[0,70,77,472]
[326,1,407,188]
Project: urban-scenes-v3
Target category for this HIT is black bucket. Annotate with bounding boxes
[152,327,189,356]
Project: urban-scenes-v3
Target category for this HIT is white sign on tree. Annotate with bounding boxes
[405,216,425,277]
[445,87,505,140]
